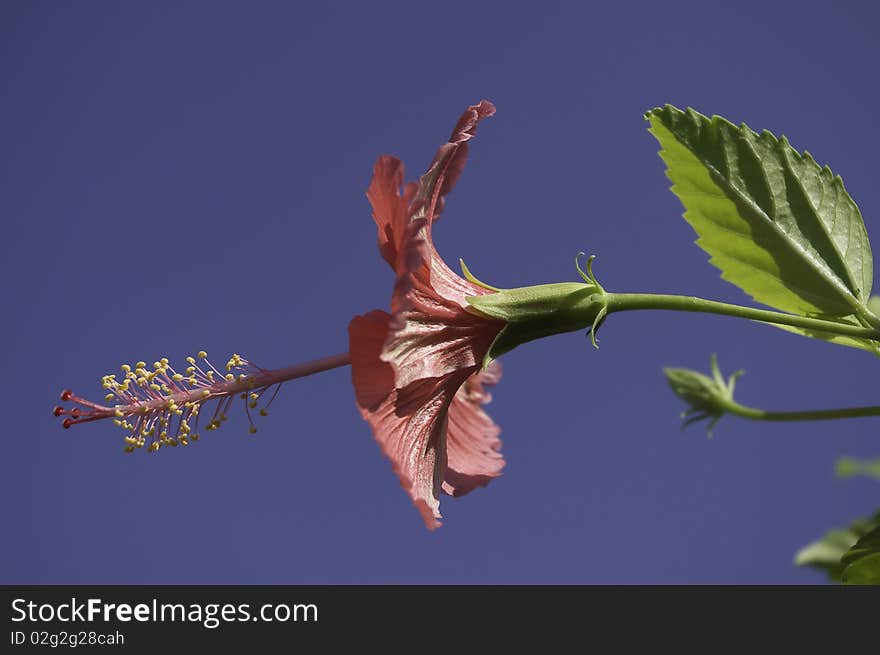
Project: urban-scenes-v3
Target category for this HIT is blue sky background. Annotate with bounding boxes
[3,0,880,584]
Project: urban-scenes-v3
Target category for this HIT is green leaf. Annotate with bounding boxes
[795,511,880,582]
[841,525,880,584]
[842,553,880,584]
[835,456,880,481]
[646,105,873,319]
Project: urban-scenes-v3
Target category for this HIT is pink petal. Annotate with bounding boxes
[350,310,471,530]
[382,102,502,386]
[365,155,417,271]
[383,212,504,385]
[349,309,396,412]
[443,361,505,497]
[365,100,495,278]
[413,100,496,225]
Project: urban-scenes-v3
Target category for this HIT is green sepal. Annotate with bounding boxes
[467,282,607,365]
[459,259,502,292]
[467,282,597,322]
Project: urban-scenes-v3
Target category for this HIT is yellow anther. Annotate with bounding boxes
[248,401,257,409]
[198,350,207,359]
[259,408,268,417]
[124,446,134,454]
[249,425,257,434]
[201,389,211,397]
[105,393,115,402]
[191,433,200,441]
[238,374,247,382]
[180,437,189,446]
[113,419,122,427]
[225,373,234,381]
[206,370,214,380]
[185,367,195,375]
[121,364,131,373]
[249,393,259,400]
[186,356,195,365]
[114,409,124,417]
[160,357,169,365]
[172,373,184,382]
[150,383,161,392]
[136,361,146,369]
[219,413,227,422]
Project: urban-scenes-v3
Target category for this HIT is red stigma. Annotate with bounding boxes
[53,406,64,416]
[62,418,72,429]
[60,389,73,401]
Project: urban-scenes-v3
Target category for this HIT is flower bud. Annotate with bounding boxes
[663,354,742,434]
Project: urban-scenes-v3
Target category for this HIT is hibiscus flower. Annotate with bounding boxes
[348,100,508,529]
[55,100,602,530]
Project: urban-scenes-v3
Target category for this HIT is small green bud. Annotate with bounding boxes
[663,354,743,435]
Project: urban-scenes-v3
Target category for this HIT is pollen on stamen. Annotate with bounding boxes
[54,351,277,454]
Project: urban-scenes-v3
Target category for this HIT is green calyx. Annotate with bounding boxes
[465,254,608,366]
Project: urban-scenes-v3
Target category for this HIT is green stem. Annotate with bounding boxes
[605,292,880,342]
[717,397,880,423]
